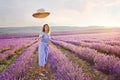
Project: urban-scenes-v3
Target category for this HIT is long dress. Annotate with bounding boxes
[38,32,51,66]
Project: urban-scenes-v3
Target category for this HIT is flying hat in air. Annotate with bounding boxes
[32,9,50,18]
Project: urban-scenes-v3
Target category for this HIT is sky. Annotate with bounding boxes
[0,0,120,27]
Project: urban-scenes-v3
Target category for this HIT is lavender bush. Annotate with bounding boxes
[48,45,90,80]
[0,38,36,61]
[52,40,120,78]
[0,43,38,80]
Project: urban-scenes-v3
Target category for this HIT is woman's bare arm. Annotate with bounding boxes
[36,34,41,41]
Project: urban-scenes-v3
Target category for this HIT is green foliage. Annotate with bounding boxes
[0,46,27,73]
[0,47,11,53]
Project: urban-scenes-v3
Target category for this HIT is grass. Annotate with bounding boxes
[0,46,27,73]
[0,47,11,53]
[0,41,38,73]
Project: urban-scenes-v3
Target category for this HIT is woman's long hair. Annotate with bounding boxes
[42,24,51,34]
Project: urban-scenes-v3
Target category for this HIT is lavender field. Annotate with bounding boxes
[0,28,120,80]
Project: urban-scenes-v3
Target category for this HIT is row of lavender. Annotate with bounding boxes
[79,41,120,57]
[52,31,120,46]
[0,42,38,80]
[0,32,64,39]
[0,33,38,39]
[52,40,120,78]
[52,34,120,58]
[0,38,37,62]
[48,45,90,80]
[57,40,120,58]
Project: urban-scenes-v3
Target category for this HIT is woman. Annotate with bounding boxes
[36,24,51,76]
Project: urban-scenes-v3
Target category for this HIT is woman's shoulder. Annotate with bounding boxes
[40,32,45,36]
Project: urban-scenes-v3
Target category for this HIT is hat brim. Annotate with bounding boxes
[32,12,50,18]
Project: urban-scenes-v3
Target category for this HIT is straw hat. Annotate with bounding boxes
[32,9,50,18]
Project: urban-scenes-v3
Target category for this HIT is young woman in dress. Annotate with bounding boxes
[36,24,51,76]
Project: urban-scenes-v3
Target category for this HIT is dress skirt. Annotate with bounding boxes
[38,42,48,66]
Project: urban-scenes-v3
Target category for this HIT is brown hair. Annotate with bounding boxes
[42,24,50,34]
